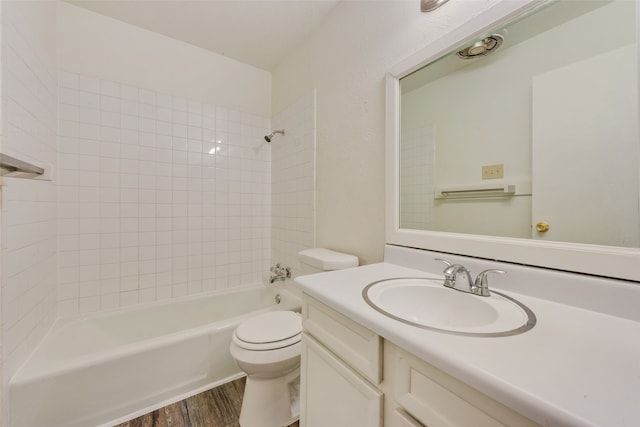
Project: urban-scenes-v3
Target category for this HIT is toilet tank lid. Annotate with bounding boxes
[298,248,359,270]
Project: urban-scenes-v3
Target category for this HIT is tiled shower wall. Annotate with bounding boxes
[57,72,272,315]
[400,126,434,231]
[271,91,316,276]
[0,0,58,419]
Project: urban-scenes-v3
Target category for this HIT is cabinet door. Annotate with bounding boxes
[301,333,382,427]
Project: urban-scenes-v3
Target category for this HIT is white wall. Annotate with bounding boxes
[271,0,500,264]
[0,1,57,423]
[57,2,271,118]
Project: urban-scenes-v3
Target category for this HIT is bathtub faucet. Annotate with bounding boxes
[270,263,292,284]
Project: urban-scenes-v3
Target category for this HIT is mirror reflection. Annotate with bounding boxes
[399,0,639,247]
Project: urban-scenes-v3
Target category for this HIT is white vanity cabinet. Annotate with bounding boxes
[301,294,540,427]
[300,295,383,427]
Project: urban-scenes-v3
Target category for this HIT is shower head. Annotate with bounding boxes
[264,129,285,143]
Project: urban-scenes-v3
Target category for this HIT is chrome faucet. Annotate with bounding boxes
[435,258,504,296]
[269,263,291,284]
[437,259,474,292]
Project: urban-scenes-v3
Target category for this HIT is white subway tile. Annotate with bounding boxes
[78,123,101,140]
[120,291,139,307]
[100,127,121,144]
[101,95,121,113]
[120,276,139,292]
[78,170,100,187]
[57,73,274,313]
[100,172,121,188]
[139,103,156,119]
[59,104,79,121]
[139,118,156,134]
[157,107,172,124]
[79,91,100,109]
[101,279,120,295]
[121,100,139,117]
[59,119,79,137]
[78,139,100,156]
[79,107,100,125]
[78,218,100,234]
[100,293,120,311]
[173,110,188,125]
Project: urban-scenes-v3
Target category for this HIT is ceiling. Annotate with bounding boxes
[65,0,342,71]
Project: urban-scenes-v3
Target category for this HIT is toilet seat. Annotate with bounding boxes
[233,311,302,351]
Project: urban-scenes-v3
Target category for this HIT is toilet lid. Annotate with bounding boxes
[235,311,302,345]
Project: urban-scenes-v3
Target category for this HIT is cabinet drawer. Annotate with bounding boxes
[395,348,539,427]
[302,294,382,383]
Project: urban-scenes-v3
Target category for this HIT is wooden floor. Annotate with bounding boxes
[114,377,300,427]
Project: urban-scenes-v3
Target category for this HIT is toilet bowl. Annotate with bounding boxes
[231,248,359,426]
[230,310,302,427]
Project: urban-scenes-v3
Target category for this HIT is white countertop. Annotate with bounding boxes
[295,260,640,427]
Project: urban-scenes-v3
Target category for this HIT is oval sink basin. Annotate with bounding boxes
[363,278,535,337]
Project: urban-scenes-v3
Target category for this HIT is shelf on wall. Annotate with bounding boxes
[0,153,45,175]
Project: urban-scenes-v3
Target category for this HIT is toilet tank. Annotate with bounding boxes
[298,248,359,275]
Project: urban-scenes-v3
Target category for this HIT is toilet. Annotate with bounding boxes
[230,248,358,427]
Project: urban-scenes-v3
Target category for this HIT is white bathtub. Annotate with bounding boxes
[10,285,300,427]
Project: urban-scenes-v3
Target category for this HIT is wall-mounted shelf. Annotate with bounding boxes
[435,182,531,199]
[0,153,44,175]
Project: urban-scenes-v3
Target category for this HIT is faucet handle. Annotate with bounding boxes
[473,269,505,297]
[434,258,457,276]
[434,258,452,269]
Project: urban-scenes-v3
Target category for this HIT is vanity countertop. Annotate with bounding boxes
[295,261,640,427]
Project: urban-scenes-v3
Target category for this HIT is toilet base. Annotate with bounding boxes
[239,367,300,427]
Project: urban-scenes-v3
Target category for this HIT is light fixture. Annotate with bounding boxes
[456,34,504,59]
[421,0,449,12]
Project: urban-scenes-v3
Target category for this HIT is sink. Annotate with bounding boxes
[362,278,536,336]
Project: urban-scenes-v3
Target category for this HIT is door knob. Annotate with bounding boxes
[535,221,550,232]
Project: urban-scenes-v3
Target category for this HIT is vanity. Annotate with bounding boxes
[295,245,640,427]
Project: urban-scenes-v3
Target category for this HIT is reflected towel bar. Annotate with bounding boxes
[435,184,517,199]
[0,153,44,175]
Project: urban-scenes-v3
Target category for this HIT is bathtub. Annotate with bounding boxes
[10,285,300,427]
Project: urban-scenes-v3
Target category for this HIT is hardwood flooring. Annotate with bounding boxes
[114,377,300,427]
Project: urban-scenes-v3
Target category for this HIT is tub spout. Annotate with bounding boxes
[270,263,291,283]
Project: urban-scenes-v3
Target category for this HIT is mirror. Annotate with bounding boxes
[386,0,640,282]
